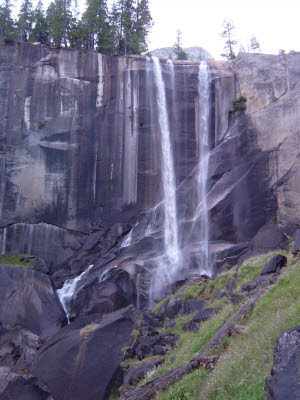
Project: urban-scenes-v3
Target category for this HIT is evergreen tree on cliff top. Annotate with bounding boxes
[173,29,187,60]
[17,0,33,42]
[30,0,49,44]
[47,0,72,47]
[81,0,109,50]
[0,0,16,41]
[116,0,152,55]
[220,19,237,60]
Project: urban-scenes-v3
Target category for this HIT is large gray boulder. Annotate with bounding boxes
[31,306,137,400]
[68,268,137,320]
[0,264,66,339]
[260,255,287,275]
[265,325,300,399]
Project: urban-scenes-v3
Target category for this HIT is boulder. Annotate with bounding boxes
[229,293,248,305]
[182,308,216,331]
[249,224,289,253]
[260,255,287,275]
[238,225,290,267]
[69,280,122,320]
[0,265,66,339]
[123,357,164,388]
[27,258,49,274]
[170,280,187,294]
[241,274,279,293]
[68,269,137,320]
[157,296,188,319]
[139,311,164,329]
[186,299,207,313]
[31,306,137,400]
[0,327,40,371]
[265,325,300,399]
[0,370,51,400]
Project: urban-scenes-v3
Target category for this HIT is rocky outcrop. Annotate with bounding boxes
[0,43,300,284]
[265,325,300,399]
[0,42,232,268]
[31,306,137,400]
[260,254,287,275]
[68,268,137,320]
[208,52,300,247]
[150,46,214,61]
[0,264,66,339]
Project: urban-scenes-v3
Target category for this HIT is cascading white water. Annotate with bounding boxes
[197,61,211,275]
[152,57,180,271]
[57,264,94,323]
[121,230,132,248]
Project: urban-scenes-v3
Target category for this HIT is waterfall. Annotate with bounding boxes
[152,57,180,271]
[197,61,211,275]
[57,264,94,323]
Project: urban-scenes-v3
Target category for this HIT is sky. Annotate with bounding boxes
[12,0,300,60]
[148,0,300,59]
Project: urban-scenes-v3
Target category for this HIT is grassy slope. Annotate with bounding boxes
[0,254,34,267]
[148,249,298,400]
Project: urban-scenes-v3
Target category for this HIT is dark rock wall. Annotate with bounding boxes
[0,42,233,263]
[1,42,299,268]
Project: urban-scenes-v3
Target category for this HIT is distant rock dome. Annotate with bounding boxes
[149,46,214,61]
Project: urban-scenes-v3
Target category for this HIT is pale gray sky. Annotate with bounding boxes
[13,0,300,59]
[148,0,300,59]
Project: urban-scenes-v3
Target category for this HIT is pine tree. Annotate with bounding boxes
[81,0,108,50]
[220,19,237,60]
[30,0,49,44]
[0,0,16,41]
[173,29,187,60]
[47,0,72,47]
[18,0,33,42]
[107,1,121,54]
[117,0,135,55]
[250,36,261,53]
[133,0,152,54]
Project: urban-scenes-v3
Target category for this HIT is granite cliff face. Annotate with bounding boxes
[0,42,299,276]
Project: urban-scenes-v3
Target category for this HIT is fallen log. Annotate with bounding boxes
[120,291,262,400]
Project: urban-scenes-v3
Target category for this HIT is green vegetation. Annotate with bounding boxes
[140,305,236,389]
[0,254,35,267]
[173,29,187,61]
[175,282,204,301]
[0,0,153,56]
[235,248,292,291]
[38,120,46,129]
[220,19,237,60]
[201,261,300,400]
[144,250,299,400]
[153,295,170,314]
[232,96,247,112]
[80,323,100,338]
[272,215,278,223]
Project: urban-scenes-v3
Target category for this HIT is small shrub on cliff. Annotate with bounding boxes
[232,96,247,112]
[38,120,46,129]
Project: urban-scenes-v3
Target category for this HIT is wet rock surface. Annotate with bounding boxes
[0,264,66,339]
[68,268,137,320]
